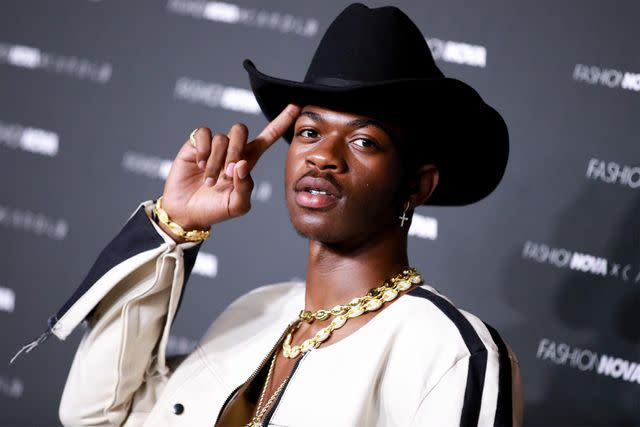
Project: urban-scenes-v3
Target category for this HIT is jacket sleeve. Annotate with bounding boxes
[410,346,523,427]
[52,199,202,426]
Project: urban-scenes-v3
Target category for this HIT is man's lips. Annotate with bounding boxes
[294,175,342,198]
[294,175,342,209]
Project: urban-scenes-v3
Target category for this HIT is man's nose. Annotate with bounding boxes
[305,135,347,172]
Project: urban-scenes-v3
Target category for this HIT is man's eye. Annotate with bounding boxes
[299,129,318,138]
[352,138,376,148]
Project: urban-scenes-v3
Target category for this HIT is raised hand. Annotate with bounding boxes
[158,104,300,237]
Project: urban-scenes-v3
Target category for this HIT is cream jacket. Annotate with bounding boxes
[23,200,522,426]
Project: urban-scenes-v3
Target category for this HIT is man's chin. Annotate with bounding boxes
[288,216,343,244]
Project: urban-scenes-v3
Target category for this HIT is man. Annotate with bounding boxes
[18,3,522,426]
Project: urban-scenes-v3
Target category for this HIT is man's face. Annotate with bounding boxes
[285,105,406,246]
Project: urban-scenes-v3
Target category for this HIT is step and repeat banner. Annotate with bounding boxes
[1,0,638,425]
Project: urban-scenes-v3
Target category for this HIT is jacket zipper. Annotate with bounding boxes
[213,383,241,426]
[213,321,297,426]
[260,350,308,426]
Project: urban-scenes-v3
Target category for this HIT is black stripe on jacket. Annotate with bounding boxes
[57,204,202,322]
[55,205,166,321]
[408,287,488,427]
[483,321,513,427]
[12,203,202,364]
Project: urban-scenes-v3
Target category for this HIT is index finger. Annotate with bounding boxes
[247,103,300,166]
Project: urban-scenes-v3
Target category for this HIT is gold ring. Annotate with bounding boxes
[189,128,199,148]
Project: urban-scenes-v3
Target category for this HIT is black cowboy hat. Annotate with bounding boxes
[243,3,509,206]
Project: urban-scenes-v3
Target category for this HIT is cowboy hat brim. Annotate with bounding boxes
[244,59,509,206]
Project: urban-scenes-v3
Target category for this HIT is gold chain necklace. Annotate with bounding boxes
[245,352,288,427]
[282,268,423,359]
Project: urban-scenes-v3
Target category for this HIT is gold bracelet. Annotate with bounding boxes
[154,196,211,242]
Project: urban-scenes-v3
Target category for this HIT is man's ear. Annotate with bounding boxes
[407,164,439,208]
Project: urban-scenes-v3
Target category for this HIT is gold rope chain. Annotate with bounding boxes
[282,268,423,359]
[245,352,288,427]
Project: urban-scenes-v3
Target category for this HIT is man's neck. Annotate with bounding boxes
[303,230,410,311]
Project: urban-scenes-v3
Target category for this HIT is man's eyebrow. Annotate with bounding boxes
[299,111,325,122]
[347,118,395,140]
[299,111,396,140]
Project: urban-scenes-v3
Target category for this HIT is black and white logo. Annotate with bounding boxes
[426,37,486,68]
[522,241,640,284]
[537,338,640,385]
[573,64,640,93]
[0,120,59,157]
[0,42,112,83]
[175,77,260,114]
[167,0,318,37]
[586,158,640,189]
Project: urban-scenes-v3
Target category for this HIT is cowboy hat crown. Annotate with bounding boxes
[303,3,444,85]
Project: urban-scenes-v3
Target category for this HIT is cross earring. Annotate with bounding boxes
[399,201,410,227]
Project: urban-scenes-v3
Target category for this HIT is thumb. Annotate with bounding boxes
[228,160,254,217]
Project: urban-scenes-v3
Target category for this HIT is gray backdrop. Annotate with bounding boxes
[1,0,639,425]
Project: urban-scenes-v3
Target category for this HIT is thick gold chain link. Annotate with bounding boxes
[282,268,423,359]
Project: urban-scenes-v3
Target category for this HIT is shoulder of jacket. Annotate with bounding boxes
[226,280,305,310]
[197,280,304,343]
[400,284,507,357]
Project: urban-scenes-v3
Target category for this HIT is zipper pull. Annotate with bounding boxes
[9,315,57,365]
[9,329,52,365]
